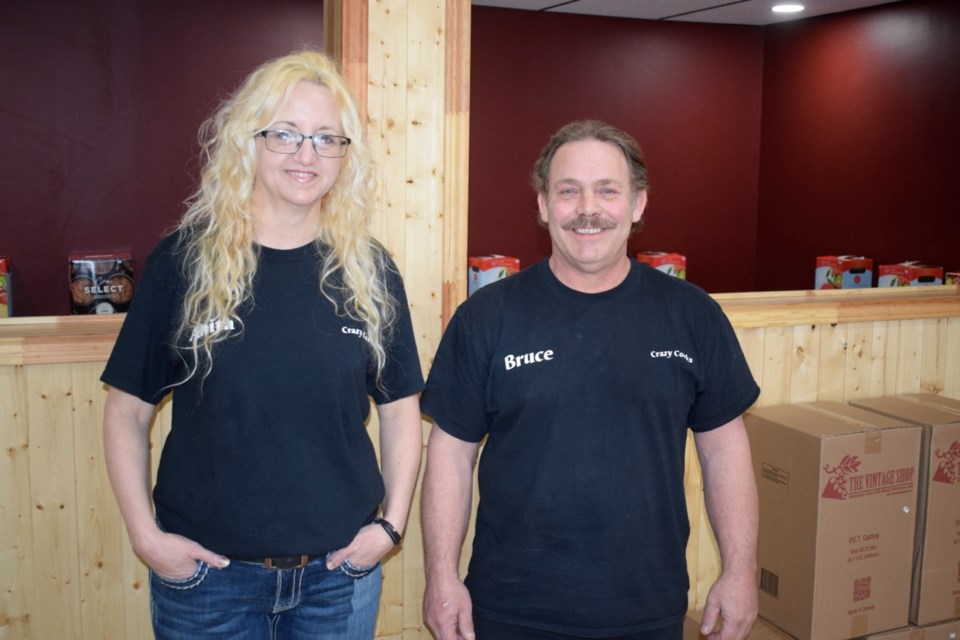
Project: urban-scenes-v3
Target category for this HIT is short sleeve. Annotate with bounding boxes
[366,258,425,405]
[100,237,183,405]
[420,301,493,443]
[686,296,759,431]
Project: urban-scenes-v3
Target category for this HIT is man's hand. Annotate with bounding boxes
[695,417,759,640]
[699,570,757,640]
[423,574,475,640]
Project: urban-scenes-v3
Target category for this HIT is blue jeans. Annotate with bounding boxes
[150,554,381,639]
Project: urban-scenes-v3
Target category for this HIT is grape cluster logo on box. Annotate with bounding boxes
[822,454,916,500]
[822,455,860,499]
[932,440,960,484]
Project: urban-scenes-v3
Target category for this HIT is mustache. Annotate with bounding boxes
[561,214,617,231]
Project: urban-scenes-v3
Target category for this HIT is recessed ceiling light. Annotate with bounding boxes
[772,4,805,13]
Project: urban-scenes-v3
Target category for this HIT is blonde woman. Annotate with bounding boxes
[102,49,423,639]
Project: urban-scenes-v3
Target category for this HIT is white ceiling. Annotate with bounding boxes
[471,0,905,26]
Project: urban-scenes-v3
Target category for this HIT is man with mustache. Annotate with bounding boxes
[420,120,760,640]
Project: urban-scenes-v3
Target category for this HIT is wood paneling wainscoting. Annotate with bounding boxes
[684,286,960,609]
[1,315,168,639]
[2,286,958,638]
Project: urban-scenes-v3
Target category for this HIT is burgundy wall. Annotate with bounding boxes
[757,0,960,290]
[469,9,764,293]
[5,1,957,316]
[469,0,959,293]
[1,0,324,317]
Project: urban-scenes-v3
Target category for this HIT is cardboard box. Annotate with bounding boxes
[847,397,960,625]
[901,393,960,414]
[468,255,519,296]
[68,253,135,314]
[746,403,922,640]
[684,610,796,640]
[878,263,944,287]
[636,251,686,279]
[857,618,960,639]
[0,256,10,317]
[816,255,873,289]
[809,400,925,437]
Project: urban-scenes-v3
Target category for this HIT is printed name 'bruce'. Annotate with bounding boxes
[504,350,555,370]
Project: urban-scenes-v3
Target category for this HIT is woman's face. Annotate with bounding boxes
[252,81,344,219]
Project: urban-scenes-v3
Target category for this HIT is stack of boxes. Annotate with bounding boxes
[745,402,921,640]
[847,396,960,628]
[727,395,960,640]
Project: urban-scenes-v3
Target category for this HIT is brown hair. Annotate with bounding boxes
[532,119,650,232]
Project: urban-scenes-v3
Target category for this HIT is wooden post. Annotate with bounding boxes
[336,1,470,636]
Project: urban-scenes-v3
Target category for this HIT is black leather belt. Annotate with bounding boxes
[233,554,320,570]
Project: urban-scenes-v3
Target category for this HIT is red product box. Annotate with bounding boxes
[815,255,873,289]
[468,255,520,296]
[0,256,11,317]
[636,251,686,279]
[878,262,944,287]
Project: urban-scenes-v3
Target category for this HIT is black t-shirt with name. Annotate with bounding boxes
[421,259,759,636]
[102,233,424,557]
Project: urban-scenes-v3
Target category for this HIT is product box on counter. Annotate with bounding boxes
[468,255,519,296]
[878,262,944,287]
[815,255,873,289]
[946,272,959,285]
[847,396,960,626]
[636,251,686,279]
[857,618,960,639]
[69,252,135,314]
[683,609,796,640]
[745,402,921,640]
[0,256,10,317]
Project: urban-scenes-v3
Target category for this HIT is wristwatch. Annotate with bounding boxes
[374,517,402,545]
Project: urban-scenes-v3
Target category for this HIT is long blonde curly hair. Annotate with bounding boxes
[172,49,397,385]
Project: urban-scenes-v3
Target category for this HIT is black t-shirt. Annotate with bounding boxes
[420,259,760,636]
[102,233,424,557]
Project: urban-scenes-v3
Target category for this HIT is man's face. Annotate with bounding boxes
[538,139,646,284]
